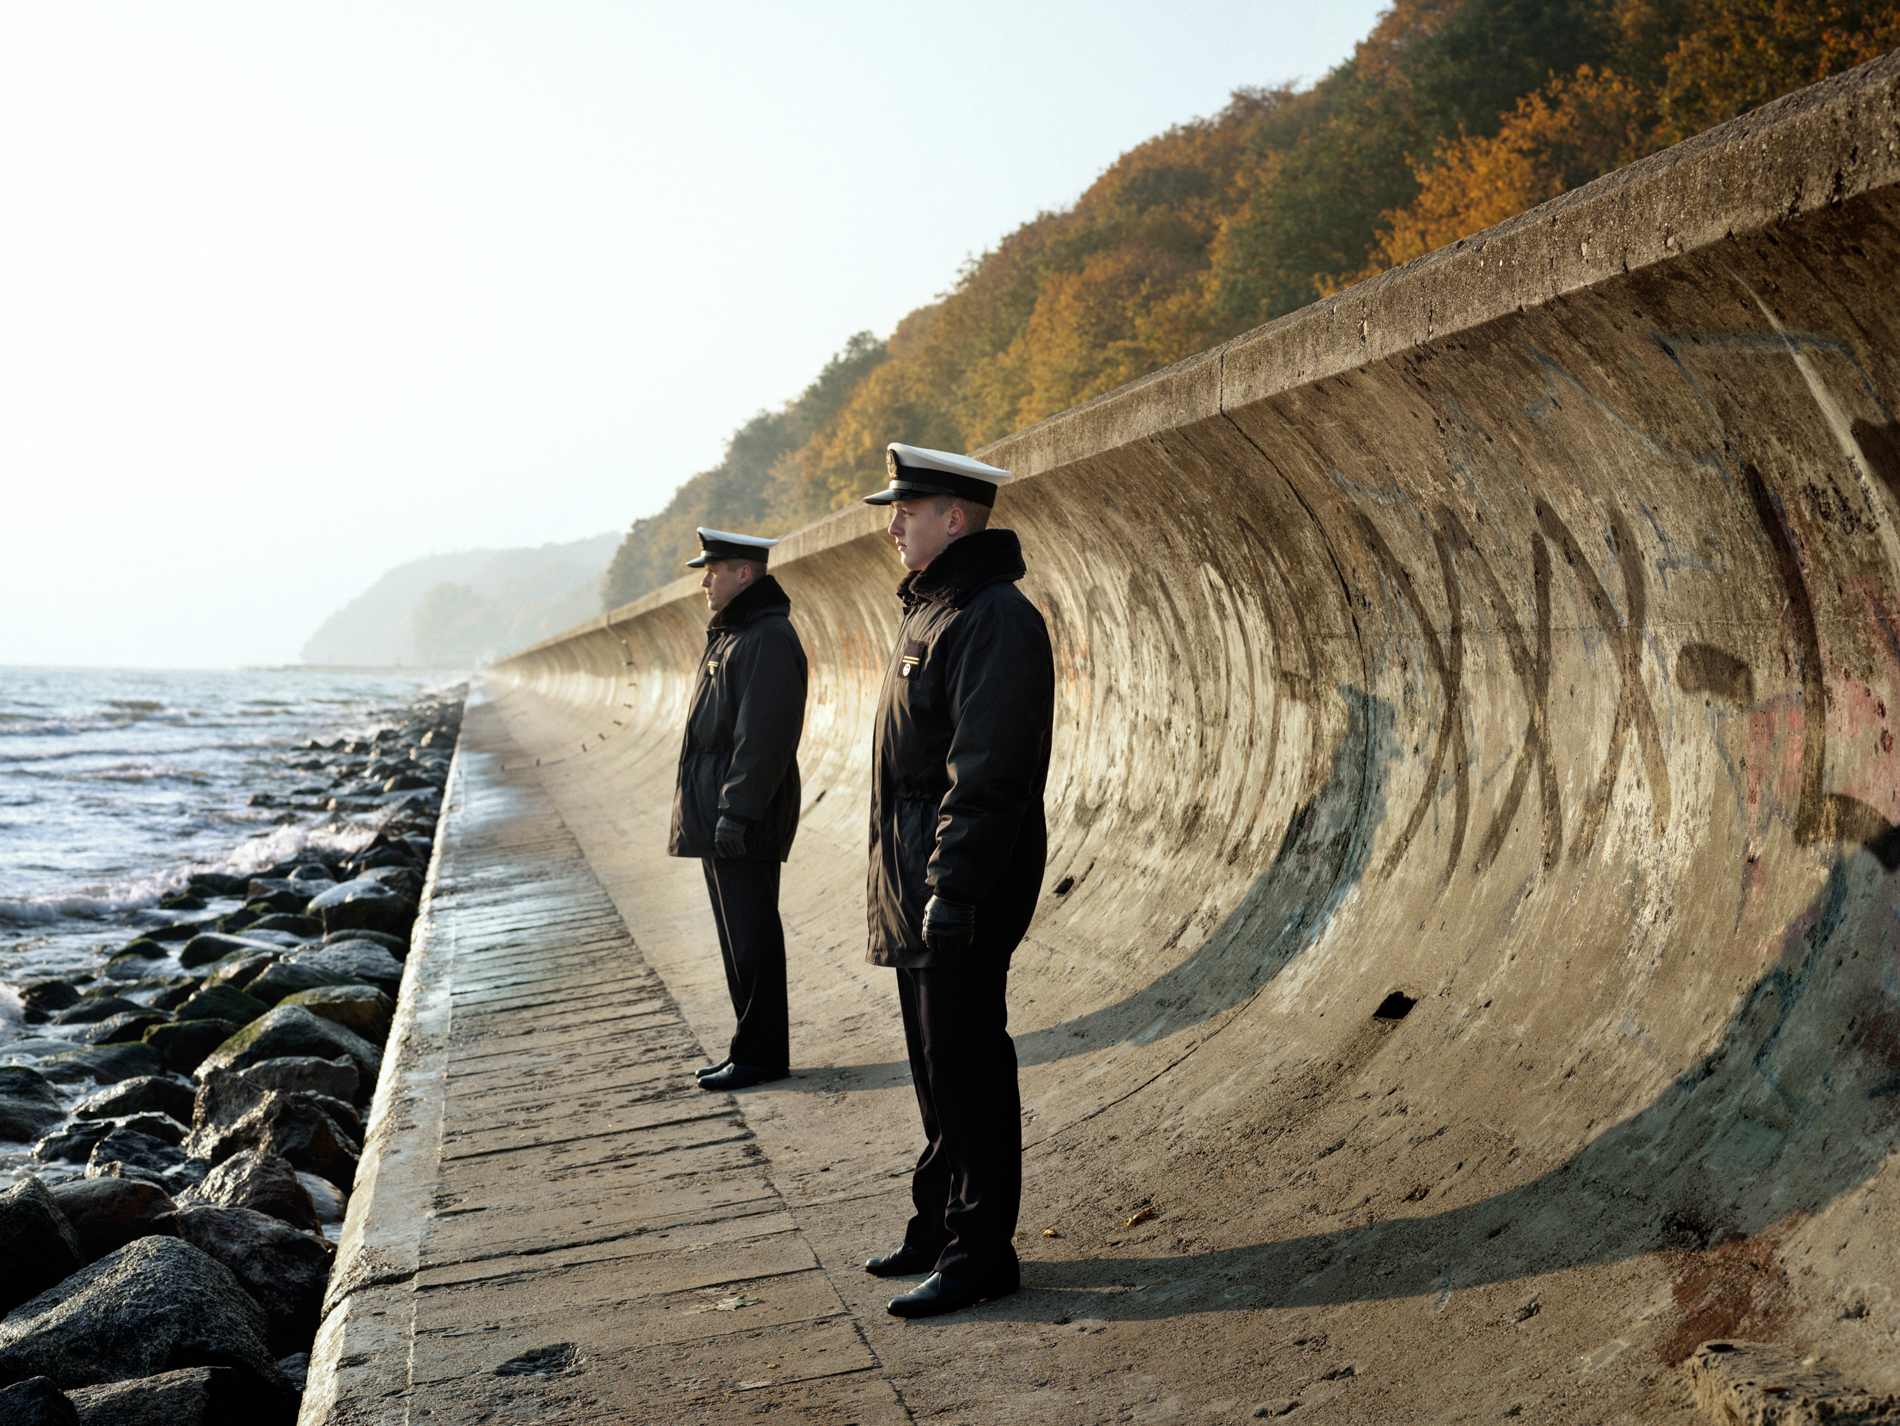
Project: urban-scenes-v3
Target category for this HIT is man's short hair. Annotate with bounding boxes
[931,494,991,530]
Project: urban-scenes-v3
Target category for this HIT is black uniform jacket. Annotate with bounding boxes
[866,528,1055,968]
[669,575,808,862]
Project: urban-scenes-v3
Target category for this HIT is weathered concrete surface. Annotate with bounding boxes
[300,705,904,1424]
[338,53,1900,1425]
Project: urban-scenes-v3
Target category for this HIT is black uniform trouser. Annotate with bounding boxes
[896,962,1020,1288]
[700,858,789,1069]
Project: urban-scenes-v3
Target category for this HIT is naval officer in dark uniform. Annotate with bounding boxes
[859,444,1055,1317]
[668,527,809,1092]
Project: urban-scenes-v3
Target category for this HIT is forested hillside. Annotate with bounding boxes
[602,0,1900,611]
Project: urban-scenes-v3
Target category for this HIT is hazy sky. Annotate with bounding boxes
[2,1,1385,668]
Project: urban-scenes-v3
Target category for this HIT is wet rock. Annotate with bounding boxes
[72,1011,168,1047]
[0,1377,78,1426]
[320,927,407,956]
[174,1207,333,1353]
[295,1173,345,1227]
[359,865,423,901]
[286,942,403,994]
[186,1091,358,1191]
[306,878,413,937]
[150,981,198,1012]
[34,1043,164,1087]
[279,985,392,1042]
[65,1364,289,1426]
[176,933,280,972]
[0,1179,83,1316]
[240,959,364,1006]
[197,1006,380,1083]
[0,1067,66,1142]
[0,1236,292,1403]
[307,1094,361,1138]
[18,983,80,1016]
[247,914,320,939]
[141,1020,235,1076]
[201,958,278,996]
[187,871,249,897]
[231,1055,359,1103]
[176,1152,318,1232]
[48,1178,177,1263]
[34,1113,188,1164]
[0,1041,78,1063]
[52,997,144,1027]
[84,1128,204,1189]
[72,1077,195,1124]
[274,1353,308,1394]
[172,985,269,1027]
[242,884,308,914]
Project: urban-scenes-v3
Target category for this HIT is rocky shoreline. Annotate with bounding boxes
[0,688,464,1426]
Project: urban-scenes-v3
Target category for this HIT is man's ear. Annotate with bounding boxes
[945,504,966,538]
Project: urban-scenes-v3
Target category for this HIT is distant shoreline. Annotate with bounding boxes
[241,665,473,676]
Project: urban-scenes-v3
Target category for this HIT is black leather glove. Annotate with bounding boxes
[714,814,749,858]
[921,895,976,953]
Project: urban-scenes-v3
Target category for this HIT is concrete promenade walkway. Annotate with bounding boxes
[302,702,909,1425]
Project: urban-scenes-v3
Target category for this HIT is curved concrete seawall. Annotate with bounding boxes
[476,55,1900,1420]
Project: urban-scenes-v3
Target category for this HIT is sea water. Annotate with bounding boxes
[0,665,448,1001]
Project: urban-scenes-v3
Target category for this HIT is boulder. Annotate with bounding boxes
[320,927,406,956]
[65,1364,289,1425]
[52,998,142,1027]
[243,914,318,938]
[198,953,276,991]
[274,1353,308,1394]
[185,1092,358,1191]
[239,960,363,1007]
[359,865,423,901]
[176,1153,317,1232]
[174,1207,332,1353]
[0,1068,65,1142]
[0,1377,77,1426]
[17,984,80,1016]
[306,1095,361,1138]
[0,1236,291,1403]
[187,871,249,897]
[84,1129,204,1190]
[140,1021,235,1076]
[170,986,268,1027]
[0,1180,83,1316]
[229,1056,358,1104]
[72,1077,195,1124]
[33,1043,163,1086]
[278,985,392,1042]
[196,1007,379,1084]
[47,1178,176,1263]
[295,1174,345,1227]
[72,1011,167,1047]
[240,884,307,914]
[287,942,402,995]
[176,934,279,972]
[306,879,414,938]
[33,1115,188,1164]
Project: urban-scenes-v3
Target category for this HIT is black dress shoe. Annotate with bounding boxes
[698,1062,787,1091]
[864,1243,936,1277]
[886,1272,1017,1318]
[693,1059,732,1080]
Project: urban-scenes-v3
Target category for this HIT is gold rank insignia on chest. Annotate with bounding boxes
[900,640,925,678]
[705,659,719,676]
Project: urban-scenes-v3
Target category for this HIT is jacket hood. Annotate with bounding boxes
[709,573,791,631]
[900,528,1026,610]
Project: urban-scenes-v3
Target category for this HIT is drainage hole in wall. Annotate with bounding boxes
[1373,991,1417,1021]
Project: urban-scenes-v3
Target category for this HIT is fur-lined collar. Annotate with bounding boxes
[708,573,791,632]
[899,529,1026,610]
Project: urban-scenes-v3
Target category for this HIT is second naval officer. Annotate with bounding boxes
[667,526,809,1091]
